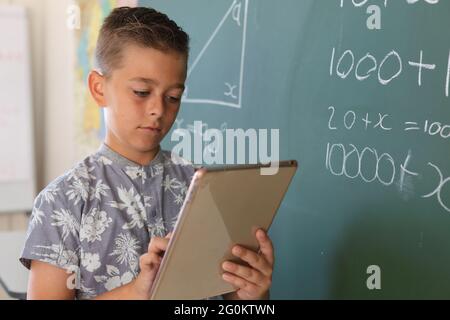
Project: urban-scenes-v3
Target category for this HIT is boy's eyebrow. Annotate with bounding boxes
[129,77,185,90]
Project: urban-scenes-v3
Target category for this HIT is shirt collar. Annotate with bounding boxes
[97,143,164,170]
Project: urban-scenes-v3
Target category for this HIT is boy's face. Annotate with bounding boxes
[90,44,187,164]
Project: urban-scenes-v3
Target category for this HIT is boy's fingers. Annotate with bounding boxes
[256,229,274,266]
[139,252,162,271]
[148,237,170,254]
[222,261,267,286]
[222,273,260,298]
[232,246,272,277]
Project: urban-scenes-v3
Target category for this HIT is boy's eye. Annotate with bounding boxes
[133,90,150,98]
[166,96,181,103]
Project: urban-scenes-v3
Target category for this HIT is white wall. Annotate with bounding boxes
[0,0,76,228]
[43,0,76,187]
[0,0,76,193]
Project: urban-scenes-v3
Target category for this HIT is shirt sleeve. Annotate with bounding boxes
[20,177,82,273]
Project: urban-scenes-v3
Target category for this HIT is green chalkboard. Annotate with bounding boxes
[142,0,450,299]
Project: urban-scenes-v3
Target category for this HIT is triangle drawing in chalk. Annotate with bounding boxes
[182,0,248,109]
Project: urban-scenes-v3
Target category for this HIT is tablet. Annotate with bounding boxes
[150,160,298,300]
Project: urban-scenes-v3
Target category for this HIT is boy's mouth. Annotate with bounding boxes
[138,126,162,134]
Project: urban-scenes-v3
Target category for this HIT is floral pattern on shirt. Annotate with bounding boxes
[20,144,195,299]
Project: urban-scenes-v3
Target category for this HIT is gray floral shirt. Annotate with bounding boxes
[20,144,196,299]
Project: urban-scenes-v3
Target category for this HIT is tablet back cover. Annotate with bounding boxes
[150,162,297,300]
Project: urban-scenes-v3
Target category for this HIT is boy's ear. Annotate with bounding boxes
[88,70,107,107]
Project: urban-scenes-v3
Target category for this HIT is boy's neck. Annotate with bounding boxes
[103,140,161,167]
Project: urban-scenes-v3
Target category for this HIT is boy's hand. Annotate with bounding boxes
[131,233,172,299]
[222,229,274,300]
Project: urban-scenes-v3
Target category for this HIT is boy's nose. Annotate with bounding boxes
[145,96,164,118]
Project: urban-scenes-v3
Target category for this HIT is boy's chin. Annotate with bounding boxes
[132,141,162,153]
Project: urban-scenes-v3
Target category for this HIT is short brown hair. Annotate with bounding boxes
[95,6,190,76]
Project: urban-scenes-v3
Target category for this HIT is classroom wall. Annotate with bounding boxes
[42,0,76,185]
[0,0,76,228]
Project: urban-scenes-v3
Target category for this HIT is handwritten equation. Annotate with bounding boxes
[328,107,450,140]
[326,142,450,212]
[338,0,441,30]
[330,48,450,97]
[324,1,450,213]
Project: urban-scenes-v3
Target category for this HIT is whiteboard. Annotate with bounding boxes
[0,5,36,213]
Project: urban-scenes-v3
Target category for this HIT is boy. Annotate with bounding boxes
[20,6,273,300]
